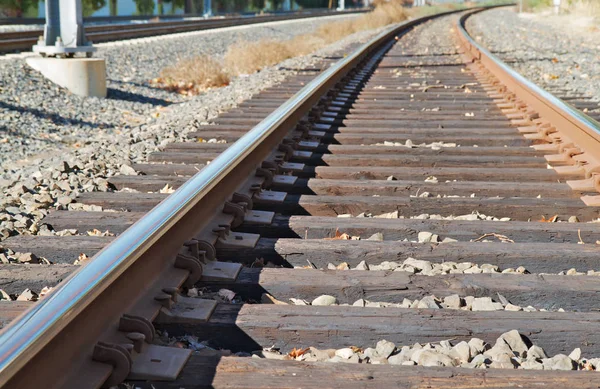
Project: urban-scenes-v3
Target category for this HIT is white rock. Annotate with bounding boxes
[441,237,458,243]
[362,347,379,360]
[500,330,529,357]
[471,297,503,311]
[343,354,360,364]
[352,299,366,307]
[290,298,309,305]
[418,231,434,243]
[376,340,396,358]
[374,211,398,219]
[403,257,433,272]
[470,354,490,367]
[417,295,441,309]
[450,341,471,363]
[309,347,335,361]
[527,345,547,360]
[521,360,544,370]
[412,349,455,367]
[443,294,463,309]
[312,295,337,306]
[119,164,137,175]
[484,338,514,362]
[335,348,355,359]
[504,303,522,311]
[568,348,582,361]
[366,232,384,241]
[468,338,487,355]
[354,260,369,270]
[543,354,575,370]
[489,361,516,369]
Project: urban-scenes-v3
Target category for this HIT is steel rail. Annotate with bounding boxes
[0,9,366,53]
[0,8,472,388]
[457,8,600,176]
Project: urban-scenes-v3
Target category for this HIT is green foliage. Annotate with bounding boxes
[0,0,38,17]
[82,0,106,16]
[521,0,552,11]
[134,0,155,14]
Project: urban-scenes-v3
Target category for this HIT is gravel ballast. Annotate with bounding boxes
[467,8,600,109]
[0,14,383,244]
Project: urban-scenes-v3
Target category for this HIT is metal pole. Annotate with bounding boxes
[203,0,212,17]
[33,0,95,57]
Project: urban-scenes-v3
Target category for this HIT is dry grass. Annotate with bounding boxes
[151,55,230,95]
[223,40,295,75]
[566,0,600,16]
[224,1,409,75]
[154,2,455,94]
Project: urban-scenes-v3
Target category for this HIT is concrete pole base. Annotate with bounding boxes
[26,57,107,98]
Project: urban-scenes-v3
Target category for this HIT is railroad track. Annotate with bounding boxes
[0,9,364,54]
[2,5,600,388]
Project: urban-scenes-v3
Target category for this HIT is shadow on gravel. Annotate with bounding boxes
[106,88,172,107]
[0,100,108,129]
[109,79,169,93]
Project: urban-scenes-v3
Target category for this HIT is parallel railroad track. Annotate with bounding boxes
[2,6,600,388]
[0,9,365,54]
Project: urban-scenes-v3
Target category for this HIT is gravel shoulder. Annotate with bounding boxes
[0,14,384,244]
[467,8,600,107]
[0,13,357,170]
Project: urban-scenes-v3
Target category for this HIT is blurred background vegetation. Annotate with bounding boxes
[0,0,359,18]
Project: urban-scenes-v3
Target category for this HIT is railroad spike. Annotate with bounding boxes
[223,201,246,227]
[174,253,203,287]
[92,342,132,388]
[126,332,146,353]
[119,314,155,343]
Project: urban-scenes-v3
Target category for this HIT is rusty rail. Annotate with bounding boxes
[456,8,600,205]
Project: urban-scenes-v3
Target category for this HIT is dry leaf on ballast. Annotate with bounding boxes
[288,347,309,358]
[159,184,175,194]
[261,293,288,305]
[324,228,352,240]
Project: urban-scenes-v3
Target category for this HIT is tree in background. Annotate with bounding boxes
[109,0,117,15]
[82,0,105,16]
[134,0,154,14]
[0,0,39,17]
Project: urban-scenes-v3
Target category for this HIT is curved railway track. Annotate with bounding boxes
[2,5,600,388]
[0,9,365,54]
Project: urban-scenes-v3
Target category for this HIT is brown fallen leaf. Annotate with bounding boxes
[324,228,351,240]
[538,215,558,223]
[288,347,309,358]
